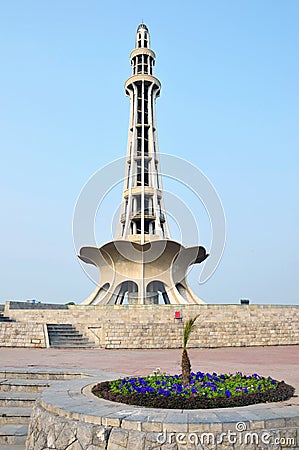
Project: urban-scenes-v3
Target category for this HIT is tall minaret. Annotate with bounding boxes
[79,24,208,305]
[116,24,170,243]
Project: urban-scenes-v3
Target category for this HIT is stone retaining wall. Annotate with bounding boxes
[26,376,299,450]
[0,323,46,348]
[102,319,297,349]
[1,303,298,349]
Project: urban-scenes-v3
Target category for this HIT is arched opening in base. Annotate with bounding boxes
[146,281,170,304]
[108,281,139,305]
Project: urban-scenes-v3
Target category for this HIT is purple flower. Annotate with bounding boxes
[173,384,182,393]
[225,389,232,398]
[158,388,170,396]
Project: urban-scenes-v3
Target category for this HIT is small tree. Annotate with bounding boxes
[181,315,199,385]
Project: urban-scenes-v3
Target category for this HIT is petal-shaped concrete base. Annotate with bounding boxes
[78,239,208,305]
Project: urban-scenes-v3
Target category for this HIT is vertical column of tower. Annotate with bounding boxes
[117,24,170,243]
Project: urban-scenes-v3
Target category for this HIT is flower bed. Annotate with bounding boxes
[92,370,295,409]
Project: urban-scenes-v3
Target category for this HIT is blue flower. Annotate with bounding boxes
[158,388,170,396]
[225,389,231,398]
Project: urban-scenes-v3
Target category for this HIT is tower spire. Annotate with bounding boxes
[116,23,170,243]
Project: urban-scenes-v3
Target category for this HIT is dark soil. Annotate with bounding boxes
[92,379,295,409]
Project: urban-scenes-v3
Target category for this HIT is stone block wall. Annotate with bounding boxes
[0,322,46,348]
[1,303,298,349]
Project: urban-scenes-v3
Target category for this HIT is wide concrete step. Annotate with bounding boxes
[0,424,28,445]
[49,336,91,341]
[47,324,74,329]
[0,393,38,407]
[47,330,82,335]
[49,343,93,348]
[0,407,31,424]
[0,370,85,380]
[49,335,89,340]
[47,328,78,332]
[50,344,94,349]
[49,341,91,346]
[50,339,88,344]
[0,379,50,394]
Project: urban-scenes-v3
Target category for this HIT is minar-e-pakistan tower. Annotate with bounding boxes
[79,24,208,305]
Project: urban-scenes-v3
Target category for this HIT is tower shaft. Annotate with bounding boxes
[117,24,170,243]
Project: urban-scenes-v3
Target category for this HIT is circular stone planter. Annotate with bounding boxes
[26,372,299,450]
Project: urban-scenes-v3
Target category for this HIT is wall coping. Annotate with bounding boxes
[3,301,299,312]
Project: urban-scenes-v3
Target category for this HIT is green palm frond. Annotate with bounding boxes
[183,315,199,349]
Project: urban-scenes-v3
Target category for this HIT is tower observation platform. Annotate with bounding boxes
[78,24,208,305]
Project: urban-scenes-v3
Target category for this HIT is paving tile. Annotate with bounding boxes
[0,407,32,417]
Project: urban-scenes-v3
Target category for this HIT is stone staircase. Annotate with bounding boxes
[0,369,91,450]
[0,313,15,323]
[47,324,94,348]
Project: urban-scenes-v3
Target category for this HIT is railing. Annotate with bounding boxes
[121,210,165,223]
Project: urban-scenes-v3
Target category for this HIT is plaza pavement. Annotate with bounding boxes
[0,345,298,404]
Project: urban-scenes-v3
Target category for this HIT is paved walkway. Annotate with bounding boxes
[0,345,298,402]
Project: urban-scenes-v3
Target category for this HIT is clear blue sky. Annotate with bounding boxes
[0,1,298,304]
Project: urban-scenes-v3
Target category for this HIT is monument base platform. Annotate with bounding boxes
[0,302,298,349]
